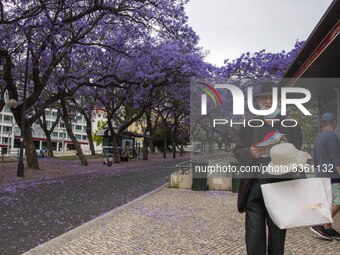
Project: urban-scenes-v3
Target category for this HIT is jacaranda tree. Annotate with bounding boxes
[0,0,202,168]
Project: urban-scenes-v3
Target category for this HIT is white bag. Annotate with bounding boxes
[260,178,333,229]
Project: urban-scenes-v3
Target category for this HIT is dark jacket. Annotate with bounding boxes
[233,117,302,212]
[313,130,340,183]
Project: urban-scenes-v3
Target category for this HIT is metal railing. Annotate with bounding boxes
[175,160,191,175]
[175,153,231,176]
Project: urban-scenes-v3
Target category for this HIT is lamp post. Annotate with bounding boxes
[17,26,32,177]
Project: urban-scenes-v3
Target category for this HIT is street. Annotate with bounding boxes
[0,159,183,255]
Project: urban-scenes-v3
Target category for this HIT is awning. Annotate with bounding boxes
[284,0,340,79]
[96,129,150,138]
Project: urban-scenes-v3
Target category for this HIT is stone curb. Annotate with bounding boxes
[23,183,170,254]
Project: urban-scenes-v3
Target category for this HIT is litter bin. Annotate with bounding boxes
[232,176,241,193]
[191,160,209,191]
[230,161,241,193]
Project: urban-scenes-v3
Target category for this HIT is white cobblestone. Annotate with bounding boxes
[24,185,340,255]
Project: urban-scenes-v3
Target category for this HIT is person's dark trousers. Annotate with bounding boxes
[245,179,286,255]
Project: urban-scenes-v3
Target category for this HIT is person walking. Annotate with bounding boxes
[124,142,131,162]
[233,82,303,255]
[40,147,45,158]
[310,112,340,240]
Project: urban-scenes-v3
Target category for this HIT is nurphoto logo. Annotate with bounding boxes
[201,83,311,116]
[195,81,312,128]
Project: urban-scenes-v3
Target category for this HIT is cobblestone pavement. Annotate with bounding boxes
[24,186,340,255]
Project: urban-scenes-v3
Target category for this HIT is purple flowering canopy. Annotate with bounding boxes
[0,0,305,168]
[0,0,211,167]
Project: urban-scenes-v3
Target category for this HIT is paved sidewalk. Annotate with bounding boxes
[24,185,340,255]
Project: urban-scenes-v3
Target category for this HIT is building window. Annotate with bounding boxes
[82,135,87,140]
[59,132,66,138]
[3,115,13,123]
[2,126,12,134]
[60,122,65,128]
[52,111,58,118]
[45,110,51,118]
[2,137,9,144]
[75,134,81,140]
[3,106,11,113]
[75,125,82,131]
[52,132,58,138]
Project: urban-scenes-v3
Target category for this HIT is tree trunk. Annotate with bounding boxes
[12,110,40,169]
[61,100,88,166]
[163,135,167,158]
[180,144,183,156]
[171,136,176,158]
[38,110,62,158]
[45,133,54,157]
[81,112,96,156]
[106,117,120,164]
[145,109,154,154]
[171,120,179,159]
[149,137,155,154]
[209,141,213,154]
[86,125,96,155]
[39,121,54,157]
[64,122,88,166]
[25,125,39,169]
[0,96,5,113]
[224,141,229,152]
[112,133,120,163]
[142,137,149,160]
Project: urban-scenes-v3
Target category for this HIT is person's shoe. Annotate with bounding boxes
[309,226,332,241]
[325,228,340,240]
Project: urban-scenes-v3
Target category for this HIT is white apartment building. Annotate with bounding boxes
[0,93,146,157]
[0,104,99,155]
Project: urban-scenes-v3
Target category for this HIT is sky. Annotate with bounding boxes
[185,0,333,67]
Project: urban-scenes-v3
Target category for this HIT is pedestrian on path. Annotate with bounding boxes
[124,142,130,162]
[40,147,45,158]
[310,112,340,240]
[233,82,303,255]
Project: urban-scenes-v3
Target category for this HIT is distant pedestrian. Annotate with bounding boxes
[107,156,113,166]
[124,143,130,162]
[40,147,45,158]
[310,112,340,240]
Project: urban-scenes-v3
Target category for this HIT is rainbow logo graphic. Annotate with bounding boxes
[197,83,222,108]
